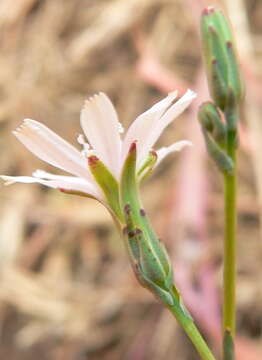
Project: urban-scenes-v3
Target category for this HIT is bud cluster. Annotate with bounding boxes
[199,7,244,172]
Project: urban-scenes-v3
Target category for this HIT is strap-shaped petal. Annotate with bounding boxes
[139,90,196,166]
[122,91,178,167]
[156,140,192,167]
[14,119,93,181]
[0,174,102,199]
[80,93,122,178]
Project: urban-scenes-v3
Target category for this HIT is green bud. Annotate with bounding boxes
[198,102,234,174]
[198,102,226,146]
[120,142,173,302]
[203,132,234,175]
[122,206,173,306]
[88,155,123,221]
[201,7,244,110]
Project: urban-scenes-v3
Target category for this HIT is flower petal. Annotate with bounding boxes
[0,174,102,200]
[155,140,192,167]
[14,119,93,182]
[123,89,196,167]
[33,169,81,181]
[80,93,122,177]
[122,90,178,165]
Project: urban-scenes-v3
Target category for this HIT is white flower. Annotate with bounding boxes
[1,90,196,202]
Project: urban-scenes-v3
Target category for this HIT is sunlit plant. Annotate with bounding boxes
[1,6,244,360]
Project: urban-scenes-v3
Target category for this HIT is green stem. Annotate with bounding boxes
[165,289,216,360]
[223,115,238,360]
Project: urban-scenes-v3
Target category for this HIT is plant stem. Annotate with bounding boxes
[223,117,238,360]
[165,288,216,360]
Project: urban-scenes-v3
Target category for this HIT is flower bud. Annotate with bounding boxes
[201,7,244,110]
[198,101,226,146]
[198,102,234,174]
[120,142,174,305]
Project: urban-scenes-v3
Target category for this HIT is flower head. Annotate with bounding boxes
[1,90,196,220]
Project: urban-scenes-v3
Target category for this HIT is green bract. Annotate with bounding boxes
[88,155,123,221]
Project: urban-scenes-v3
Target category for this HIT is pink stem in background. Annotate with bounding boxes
[126,307,162,360]
[167,68,221,342]
[133,29,187,94]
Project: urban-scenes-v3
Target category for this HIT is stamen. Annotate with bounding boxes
[77,134,94,158]
[77,134,88,146]
[118,122,124,134]
[81,148,95,157]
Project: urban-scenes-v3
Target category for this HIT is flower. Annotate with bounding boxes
[1,90,196,213]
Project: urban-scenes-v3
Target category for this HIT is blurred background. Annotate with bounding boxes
[0,0,262,359]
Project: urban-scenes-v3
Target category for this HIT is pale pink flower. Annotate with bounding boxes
[1,90,196,202]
